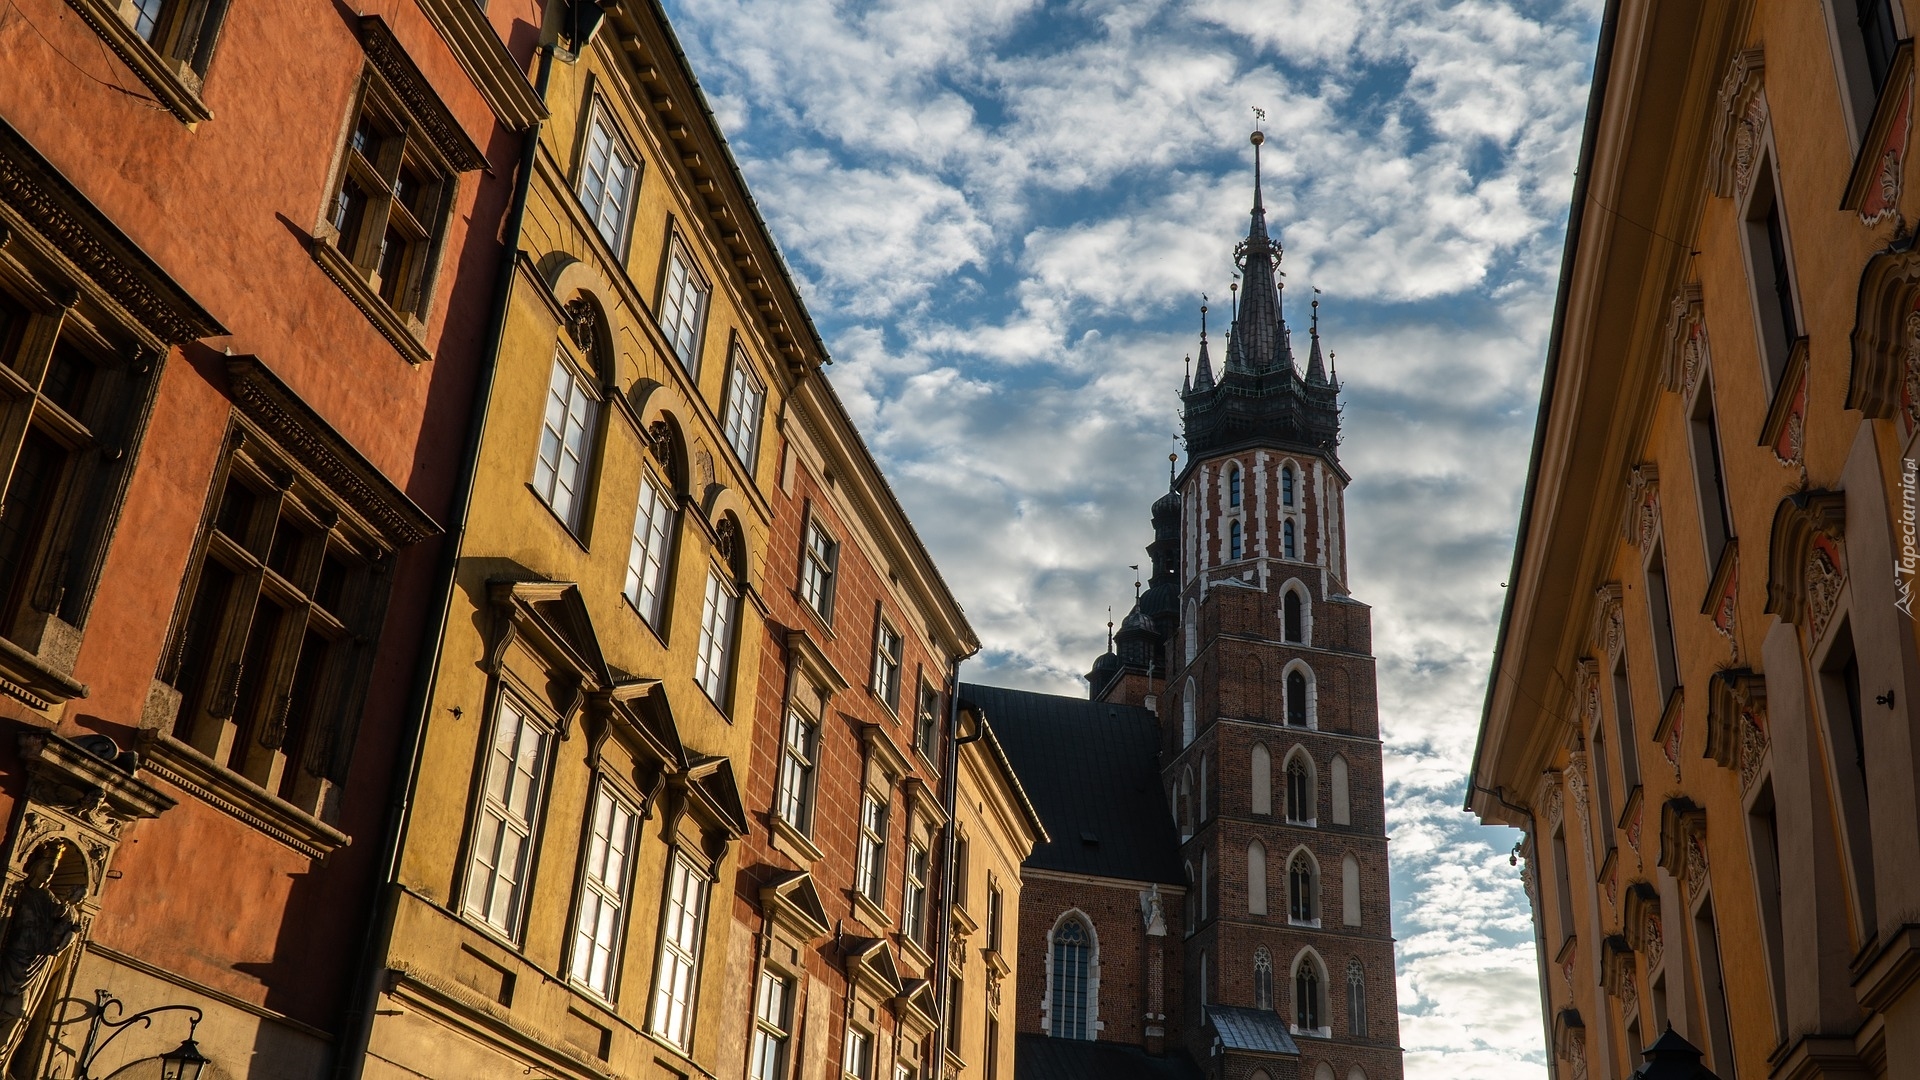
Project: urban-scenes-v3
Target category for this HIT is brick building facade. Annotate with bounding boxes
[974,134,1404,1080]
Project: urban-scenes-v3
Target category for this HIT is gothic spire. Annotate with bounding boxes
[1226,128,1288,374]
[1192,299,1215,391]
[1306,291,1328,385]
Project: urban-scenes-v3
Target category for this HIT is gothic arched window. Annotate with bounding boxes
[1049,915,1094,1039]
[1347,959,1367,1036]
[1294,954,1322,1030]
[1254,947,1274,1010]
[1284,590,1303,642]
[1286,755,1313,823]
[1229,520,1243,560]
[1283,519,1297,559]
[1182,681,1197,747]
[1229,465,1242,508]
[1289,851,1317,923]
[1286,671,1308,726]
[1282,465,1295,506]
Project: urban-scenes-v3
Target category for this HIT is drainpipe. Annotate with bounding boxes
[331,32,557,1080]
[931,659,983,1080]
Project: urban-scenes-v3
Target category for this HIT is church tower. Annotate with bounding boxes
[1099,129,1404,1080]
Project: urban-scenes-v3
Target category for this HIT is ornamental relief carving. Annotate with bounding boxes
[1594,584,1626,663]
[1645,912,1664,970]
[1903,307,1920,435]
[1807,538,1845,643]
[1709,49,1768,200]
[1566,751,1592,832]
[1620,958,1639,1019]
[1622,465,1660,549]
[1662,283,1707,401]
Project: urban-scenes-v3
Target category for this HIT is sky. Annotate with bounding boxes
[660,0,1602,1073]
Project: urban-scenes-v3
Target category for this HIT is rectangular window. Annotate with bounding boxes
[800,519,839,622]
[162,437,383,810]
[946,975,963,1054]
[659,240,710,374]
[1591,730,1616,856]
[532,351,599,532]
[570,782,638,998]
[1645,542,1681,703]
[1611,655,1641,791]
[843,1028,872,1080]
[1742,162,1800,393]
[1749,780,1788,1040]
[464,694,551,939]
[650,852,710,1048]
[1551,826,1576,946]
[751,970,793,1080]
[579,106,638,255]
[1689,375,1734,569]
[952,834,970,910]
[903,842,929,943]
[777,709,818,832]
[695,569,737,705]
[324,87,452,324]
[856,791,889,904]
[120,0,229,89]
[1693,897,1737,1076]
[914,677,941,765]
[985,1014,999,1080]
[724,351,766,470]
[872,619,903,710]
[986,882,1003,953]
[624,476,676,627]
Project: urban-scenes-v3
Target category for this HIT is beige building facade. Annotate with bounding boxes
[1473,0,1920,1076]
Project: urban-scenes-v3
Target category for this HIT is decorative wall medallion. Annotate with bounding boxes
[1645,913,1663,970]
[1594,584,1626,663]
[1626,802,1642,854]
[1711,555,1739,663]
[1562,941,1577,989]
[1546,782,1564,830]
[1568,1029,1588,1080]
[1604,865,1617,912]
[1807,535,1845,643]
[1708,49,1768,200]
[1619,956,1639,1019]
[693,442,716,491]
[1622,466,1660,548]
[1660,708,1684,780]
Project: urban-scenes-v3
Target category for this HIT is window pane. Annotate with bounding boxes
[695,571,735,702]
[651,854,709,1047]
[725,359,764,468]
[660,246,708,373]
[533,354,598,531]
[625,478,676,625]
[464,696,547,938]
[571,784,636,996]
[777,710,817,829]
[581,112,636,252]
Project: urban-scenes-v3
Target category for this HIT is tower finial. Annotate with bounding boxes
[1192,296,1216,391]
[1169,449,1178,488]
[1131,565,1142,598]
[1250,119,1266,214]
[1306,286,1328,384]
[1106,607,1114,652]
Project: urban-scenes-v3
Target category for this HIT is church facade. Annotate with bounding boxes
[974,132,1404,1080]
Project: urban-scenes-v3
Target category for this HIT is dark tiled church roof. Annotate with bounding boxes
[1206,1006,1301,1055]
[960,683,1184,886]
[1015,1034,1204,1080]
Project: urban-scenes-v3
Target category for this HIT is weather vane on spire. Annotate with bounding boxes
[1253,105,1266,127]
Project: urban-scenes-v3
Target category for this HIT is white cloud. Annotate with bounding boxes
[663,0,1596,1072]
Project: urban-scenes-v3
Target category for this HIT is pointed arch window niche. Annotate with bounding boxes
[1288,850,1320,927]
[1285,751,1316,825]
[1229,464,1243,508]
[1046,913,1097,1040]
[1292,951,1327,1035]
[1255,947,1275,1010]
[1347,959,1368,1036]
[1282,464,1296,506]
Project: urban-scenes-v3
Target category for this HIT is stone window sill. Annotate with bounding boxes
[771,814,823,866]
[63,0,213,125]
[310,235,433,365]
[0,628,87,715]
[139,732,349,860]
[852,889,891,931]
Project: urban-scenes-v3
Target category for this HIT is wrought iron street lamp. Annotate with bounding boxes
[71,988,208,1080]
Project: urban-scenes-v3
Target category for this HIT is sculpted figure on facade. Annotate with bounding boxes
[0,845,85,1066]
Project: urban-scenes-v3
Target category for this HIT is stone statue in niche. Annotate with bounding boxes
[564,297,598,362]
[1139,884,1167,936]
[0,844,85,1066]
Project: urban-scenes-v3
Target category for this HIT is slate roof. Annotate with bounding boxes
[1206,1006,1301,1056]
[1015,1034,1204,1080]
[960,683,1183,886]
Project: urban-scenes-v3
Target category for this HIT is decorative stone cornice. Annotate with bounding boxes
[225,356,440,548]
[1765,490,1847,642]
[358,17,488,173]
[0,120,224,345]
[1708,48,1768,200]
[412,0,548,131]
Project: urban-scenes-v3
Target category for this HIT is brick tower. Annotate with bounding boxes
[1094,129,1404,1080]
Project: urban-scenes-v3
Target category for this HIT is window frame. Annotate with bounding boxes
[658,233,711,377]
[531,345,603,536]
[903,840,930,945]
[913,675,941,767]
[576,95,642,259]
[854,788,890,906]
[871,615,903,712]
[568,776,641,1000]
[624,469,678,629]
[799,513,840,624]
[1737,147,1802,397]
[694,565,740,709]
[723,344,767,473]
[776,706,820,834]
[751,968,794,1080]
[650,849,712,1050]
[461,687,554,943]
